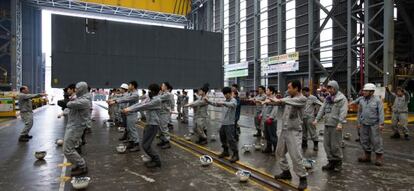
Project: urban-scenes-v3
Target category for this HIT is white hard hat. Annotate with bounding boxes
[363,83,376,91]
[120,83,129,90]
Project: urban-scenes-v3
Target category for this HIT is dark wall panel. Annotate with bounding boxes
[52,15,223,89]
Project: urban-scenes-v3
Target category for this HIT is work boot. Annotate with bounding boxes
[313,141,319,151]
[274,170,292,180]
[333,160,342,172]
[145,160,161,168]
[161,142,171,149]
[301,140,308,149]
[374,153,384,166]
[358,152,371,163]
[218,149,230,158]
[156,141,166,147]
[253,130,261,137]
[390,132,401,139]
[262,143,273,154]
[18,136,29,142]
[404,134,410,141]
[71,166,88,176]
[298,177,308,191]
[118,132,128,141]
[198,138,208,145]
[126,141,135,149]
[229,151,239,163]
[322,160,335,171]
[129,143,141,152]
[24,135,33,139]
[85,128,92,134]
[75,147,82,155]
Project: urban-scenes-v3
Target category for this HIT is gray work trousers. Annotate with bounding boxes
[63,126,86,168]
[276,128,307,177]
[392,112,409,134]
[303,116,318,142]
[20,112,34,136]
[126,113,139,143]
[360,124,384,154]
[142,125,160,162]
[323,126,343,161]
[220,125,238,152]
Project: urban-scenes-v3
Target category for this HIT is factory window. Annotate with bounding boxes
[285,0,296,53]
[319,0,333,68]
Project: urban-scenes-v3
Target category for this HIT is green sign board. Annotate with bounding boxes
[225,69,248,78]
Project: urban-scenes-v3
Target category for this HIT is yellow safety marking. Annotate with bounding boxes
[137,123,298,190]
[59,176,71,182]
[58,162,72,167]
[170,140,273,191]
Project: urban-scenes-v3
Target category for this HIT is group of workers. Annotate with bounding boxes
[16,78,411,191]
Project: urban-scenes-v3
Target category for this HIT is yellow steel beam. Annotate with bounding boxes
[80,0,191,16]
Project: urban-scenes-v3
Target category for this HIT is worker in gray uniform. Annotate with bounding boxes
[109,81,140,152]
[313,80,348,172]
[265,80,308,191]
[175,91,183,120]
[184,84,209,145]
[386,86,411,140]
[123,84,162,168]
[157,82,174,149]
[302,87,323,151]
[181,91,189,124]
[17,86,47,142]
[64,81,91,176]
[110,84,129,142]
[205,87,239,163]
[251,86,267,137]
[260,86,278,154]
[350,83,385,166]
[139,89,148,122]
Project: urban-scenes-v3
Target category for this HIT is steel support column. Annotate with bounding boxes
[383,0,394,86]
[234,0,240,84]
[11,0,22,90]
[347,0,352,98]
[253,0,260,89]
[277,0,285,92]
[308,0,314,91]
[363,0,370,84]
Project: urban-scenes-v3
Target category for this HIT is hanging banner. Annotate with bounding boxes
[263,61,299,74]
[224,61,249,78]
[261,52,299,65]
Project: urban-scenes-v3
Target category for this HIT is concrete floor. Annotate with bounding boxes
[0,105,263,191]
[0,103,414,191]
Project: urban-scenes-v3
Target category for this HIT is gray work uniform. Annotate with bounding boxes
[388,91,410,135]
[115,90,140,144]
[187,97,209,139]
[127,95,162,162]
[352,96,384,154]
[275,94,308,178]
[63,82,91,168]
[208,98,238,152]
[159,92,174,142]
[108,94,115,121]
[303,95,323,142]
[261,96,278,149]
[181,95,189,122]
[315,91,348,161]
[139,94,149,120]
[254,94,267,131]
[176,94,183,117]
[18,93,42,136]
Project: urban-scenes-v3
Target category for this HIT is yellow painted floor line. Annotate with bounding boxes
[137,122,299,190]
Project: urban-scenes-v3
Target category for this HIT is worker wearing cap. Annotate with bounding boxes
[313,80,348,172]
[386,86,411,140]
[108,81,141,152]
[350,83,385,166]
